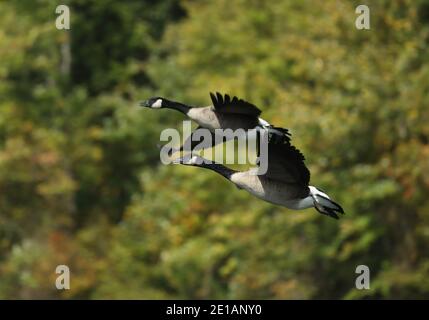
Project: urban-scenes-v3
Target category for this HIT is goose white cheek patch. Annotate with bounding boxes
[152,99,163,108]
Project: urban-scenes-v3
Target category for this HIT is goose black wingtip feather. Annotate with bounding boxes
[315,206,340,220]
[210,92,262,116]
[333,200,345,215]
[224,93,231,104]
[272,126,292,137]
[267,126,293,145]
[209,92,216,105]
[216,92,223,105]
[327,211,340,220]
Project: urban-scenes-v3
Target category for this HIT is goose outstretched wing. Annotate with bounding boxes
[263,141,310,187]
[210,92,262,117]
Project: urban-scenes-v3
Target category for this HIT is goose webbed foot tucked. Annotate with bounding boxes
[313,197,345,220]
[314,206,340,220]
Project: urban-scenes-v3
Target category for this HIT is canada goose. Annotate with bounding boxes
[140,92,290,155]
[173,142,345,219]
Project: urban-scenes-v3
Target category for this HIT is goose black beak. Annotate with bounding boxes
[172,158,184,164]
[172,155,204,166]
[139,100,151,108]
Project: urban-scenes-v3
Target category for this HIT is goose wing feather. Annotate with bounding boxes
[210,92,262,117]
[264,141,310,187]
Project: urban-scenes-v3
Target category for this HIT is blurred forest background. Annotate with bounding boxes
[1,0,429,299]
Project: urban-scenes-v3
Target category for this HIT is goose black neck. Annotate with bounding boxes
[163,99,191,114]
[195,161,236,180]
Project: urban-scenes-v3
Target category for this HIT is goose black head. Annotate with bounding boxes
[140,97,164,109]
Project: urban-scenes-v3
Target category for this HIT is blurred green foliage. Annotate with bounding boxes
[1,0,429,299]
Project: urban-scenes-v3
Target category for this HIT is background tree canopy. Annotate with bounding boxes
[1,0,429,299]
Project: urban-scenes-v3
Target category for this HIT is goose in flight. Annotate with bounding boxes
[140,92,290,154]
[173,141,345,219]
